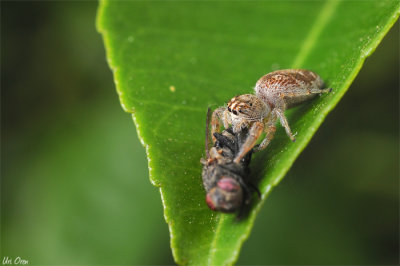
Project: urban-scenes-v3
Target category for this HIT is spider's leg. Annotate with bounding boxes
[248,183,261,199]
[275,107,296,142]
[223,109,231,129]
[310,87,332,94]
[254,112,278,152]
[211,107,229,143]
[274,96,296,142]
[233,121,263,164]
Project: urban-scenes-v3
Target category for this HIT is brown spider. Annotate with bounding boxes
[211,69,331,164]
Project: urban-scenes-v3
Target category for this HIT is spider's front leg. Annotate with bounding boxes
[233,121,264,164]
[211,107,231,142]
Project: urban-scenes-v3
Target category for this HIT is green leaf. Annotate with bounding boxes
[97,1,399,265]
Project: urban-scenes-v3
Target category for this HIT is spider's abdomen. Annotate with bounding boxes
[254,69,324,109]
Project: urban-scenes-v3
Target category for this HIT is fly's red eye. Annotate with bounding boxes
[206,193,216,210]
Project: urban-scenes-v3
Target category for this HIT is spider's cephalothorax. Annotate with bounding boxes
[212,69,331,164]
[225,94,270,133]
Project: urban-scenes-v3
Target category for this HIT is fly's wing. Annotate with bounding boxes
[205,108,212,159]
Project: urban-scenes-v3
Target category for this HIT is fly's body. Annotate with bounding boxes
[201,110,257,213]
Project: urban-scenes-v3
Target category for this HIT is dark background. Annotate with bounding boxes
[1,1,398,265]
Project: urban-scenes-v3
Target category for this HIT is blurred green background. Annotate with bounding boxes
[1,1,398,265]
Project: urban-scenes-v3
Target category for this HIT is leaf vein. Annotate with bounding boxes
[291,0,340,68]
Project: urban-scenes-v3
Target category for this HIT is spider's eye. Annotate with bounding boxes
[228,107,231,112]
[249,103,253,107]
[232,110,238,115]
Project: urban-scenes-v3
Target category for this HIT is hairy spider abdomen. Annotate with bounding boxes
[254,69,324,109]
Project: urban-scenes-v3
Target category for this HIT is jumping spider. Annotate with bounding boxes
[211,69,331,164]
